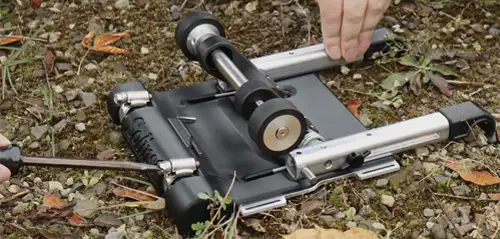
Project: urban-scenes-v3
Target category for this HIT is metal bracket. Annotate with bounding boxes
[158,158,200,187]
[114,91,152,123]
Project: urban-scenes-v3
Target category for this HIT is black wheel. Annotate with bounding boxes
[106,82,147,125]
[233,80,278,120]
[175,11,226,61]
[248,98,306,156]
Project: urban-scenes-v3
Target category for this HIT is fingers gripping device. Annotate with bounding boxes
[1,11,497,237]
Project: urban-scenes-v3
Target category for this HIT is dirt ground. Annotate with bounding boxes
[0,0,499,238]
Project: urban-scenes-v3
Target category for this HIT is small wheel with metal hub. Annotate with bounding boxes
[175,11,226,61]
[248,98,306,156]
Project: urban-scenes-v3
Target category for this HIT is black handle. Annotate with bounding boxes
[0,144,23,176]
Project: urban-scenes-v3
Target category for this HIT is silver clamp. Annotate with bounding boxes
[158,158,200,186]
[114,91,152,123]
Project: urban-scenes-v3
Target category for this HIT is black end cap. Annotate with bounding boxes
[439,101,498,144]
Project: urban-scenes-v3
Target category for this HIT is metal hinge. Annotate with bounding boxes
[158,158,200,187]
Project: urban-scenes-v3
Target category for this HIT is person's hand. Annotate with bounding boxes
[0,134,12,182]
[318,0,391,62]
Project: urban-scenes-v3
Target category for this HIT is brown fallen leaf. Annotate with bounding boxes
[113,187,156,202]
[281,225,377,239]
[34,203,74,220]
[67,214,87,225]
[445,160,500,186]
[0,35,23,46]
[43,47,55,74]
[346,99,362,118]
[43,194,65,208]
[488,193,500,200]
[81,31,130,55]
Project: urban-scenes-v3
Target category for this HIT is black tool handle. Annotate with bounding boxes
[0,144,23,176]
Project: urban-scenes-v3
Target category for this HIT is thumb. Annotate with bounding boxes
[0,164,11,182]
[0,134,11,148]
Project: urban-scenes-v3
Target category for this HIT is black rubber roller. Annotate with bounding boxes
[175,11,226,60]
[248,98,306,156]
[234,80,279,120]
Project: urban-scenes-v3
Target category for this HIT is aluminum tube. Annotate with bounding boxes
[250,43,363,80]
[212,50,249,89]
[286,113,451,180]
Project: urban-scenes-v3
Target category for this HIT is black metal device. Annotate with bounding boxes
[102,11,497,237]
[1,11,497,238]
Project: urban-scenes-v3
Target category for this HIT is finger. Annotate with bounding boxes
[0,164,11,182]
[341,0,368,62]
[0,134,11,148]
[358,0,391,54]
[318,0,343,60]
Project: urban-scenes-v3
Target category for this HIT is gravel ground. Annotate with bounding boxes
[0,0,499,238]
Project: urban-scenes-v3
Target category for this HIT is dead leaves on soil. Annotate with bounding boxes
[112,182,165,210]
[445,160,500,186]
[281,225,378,239]
[34,194,87,226]
[346,99,362,118]
[81,31,130,55]
[0,35,23,46]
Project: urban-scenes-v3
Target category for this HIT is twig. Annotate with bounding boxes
[433,192,500,202]
[116,176,153,187]
[43,49,56,157]
[342,88,385,100]
[179,0,188,10]
[0,190,30,203]
[492,223,500,239]
[427,187,464,239]
[118,209,157,220]
[77,50,89,76]
[446,80,488,87]
[111,181,162,200]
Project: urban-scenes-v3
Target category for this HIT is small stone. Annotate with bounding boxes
[434,174,449,184]
[452,185,471,196]
[376,178,389,188]
[346,221,357,228]
[56,63,73,71]
[31,125,48,140]
[84,63,98,71]
[353,74,362,80]
[97,149,115,160]
[340,65,350,75]
[94,213,123,227]
[470,24,484,33]
[424,208,435,217]
[22,193,33,202]
[81,92,97,107]
[148,73,158,80]
[64,90,78,101]
[66,178,74,186]
[335,212,346,219]
[488,27,500,36]
[423,162,440,174]
[29,142,40,149]
[74,199,98,218]
[458,223,476,235]
[33,177,42,184]
[75,123,86,132]
[114,0,129,9]
[479,193,488,200]
[458,206,471,224]
[476,134,488,146]
[59,140,71,151]
[359,114,372,127]
[12,203,29,215]
[141,46,150,55]
[361,188,377,200]
[109,131,122,143]
[60,188,72,197]
[53,85,64,94]
[358,205,374,216]
[319,215,335,225]
[431,223,447,239]
[48,181,64,193]
[415,147,430,157]
[300,200,324,215]
[372,222,385,230]
[8,184,20,194]
[381,195,395,207]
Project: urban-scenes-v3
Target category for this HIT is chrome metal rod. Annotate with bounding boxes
[212,50,249,89]
[286,113,451,181]
[22,156,163,173]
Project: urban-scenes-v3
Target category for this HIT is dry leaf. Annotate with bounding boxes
[445,160,500,186]
[43,194,65,208]
[0,35,23,46]
[142,198,165,210]
[32,0,42,9]
[67,214,87,225]
[281,225,377,239]
[346,99,362,118]
[43,48,55,74]
[113,187,156,201]
[488,193,500,200]
[81,31,130,55]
